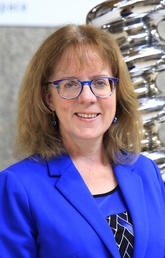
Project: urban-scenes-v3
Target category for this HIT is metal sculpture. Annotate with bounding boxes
[87,0,165,181]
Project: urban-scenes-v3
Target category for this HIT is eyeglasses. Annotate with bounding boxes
[45,77,118,100]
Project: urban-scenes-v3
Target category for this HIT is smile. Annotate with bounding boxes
[76,113,99,119]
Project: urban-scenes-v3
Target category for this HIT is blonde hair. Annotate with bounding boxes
[15,24,142,164]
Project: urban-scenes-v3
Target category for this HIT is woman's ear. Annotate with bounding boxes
[44,89,54,111]
[45,91,51,108]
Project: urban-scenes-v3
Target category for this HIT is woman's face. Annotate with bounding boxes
[47,48,116,146]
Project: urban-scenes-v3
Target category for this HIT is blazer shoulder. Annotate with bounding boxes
[133,153,155,167]
[120,154,157,171]
[131,154,164,185]
[0,155,47,179]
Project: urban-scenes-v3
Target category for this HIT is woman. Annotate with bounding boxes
[0,24,165,258]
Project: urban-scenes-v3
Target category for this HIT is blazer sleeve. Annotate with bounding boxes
[0,169,37,258]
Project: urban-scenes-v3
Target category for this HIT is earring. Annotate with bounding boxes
[51,111,57,127]
[113,117,117,123]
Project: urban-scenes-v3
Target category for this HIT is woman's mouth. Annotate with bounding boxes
[75,113,100,119]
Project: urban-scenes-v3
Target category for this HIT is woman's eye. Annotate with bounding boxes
[94,79,107,86]
[63,80,79,88]
[64,82,74,88]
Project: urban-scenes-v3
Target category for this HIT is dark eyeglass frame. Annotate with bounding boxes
[45,76,118,100]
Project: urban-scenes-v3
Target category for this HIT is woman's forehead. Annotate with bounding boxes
[54,45,111,73]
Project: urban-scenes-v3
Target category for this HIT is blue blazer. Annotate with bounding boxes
[0,154,165,258]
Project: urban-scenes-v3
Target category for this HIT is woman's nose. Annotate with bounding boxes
[78,84,97,103]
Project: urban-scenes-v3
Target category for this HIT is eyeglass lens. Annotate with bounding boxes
[57,78,115,99]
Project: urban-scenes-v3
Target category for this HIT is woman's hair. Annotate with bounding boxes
[15,24,143,164]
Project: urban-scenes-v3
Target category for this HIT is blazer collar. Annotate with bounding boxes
[47,154,149,258]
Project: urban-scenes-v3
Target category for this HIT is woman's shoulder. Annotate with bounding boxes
[132,153,159,170]
[120,153,158,169]
[128,153,164,184]
[117,153,162,182]
[0,155,47,178]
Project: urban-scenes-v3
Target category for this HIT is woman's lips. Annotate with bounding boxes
[75,113,100,119]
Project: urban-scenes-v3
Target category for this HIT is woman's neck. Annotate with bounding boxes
[61,134,118,195]
[62,134,107,165]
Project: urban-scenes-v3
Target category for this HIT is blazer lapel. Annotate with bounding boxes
[114,164,149,258]
[47,154,120,258]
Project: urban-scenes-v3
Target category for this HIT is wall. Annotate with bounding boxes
[0,26,57,170]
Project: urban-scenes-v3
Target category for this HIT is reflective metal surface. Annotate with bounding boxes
[132,69,165,97]
[86,0,165,180]
[141,134,163,150]
[142,107,165,125]
[139,97,165,125]
[86,0,165,27]
[139,97,165,112]
[124,46,165,73]
[101,9,165,54]
[142,121,165,150]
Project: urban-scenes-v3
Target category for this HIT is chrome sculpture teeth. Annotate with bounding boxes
[143,121,165,143]
[141,120,165,151]
[124,46,165,75]
[132,69,165,97]
[101,10,165,53]
[124,46,165,64]
[138,97,165,125]
[141,134,163,151]
[139,97,165,113]
[134,82,159,98]
[86,0,165,27]
[142,107,165,125]
[129,61,165,77]
[131,65,165,79]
